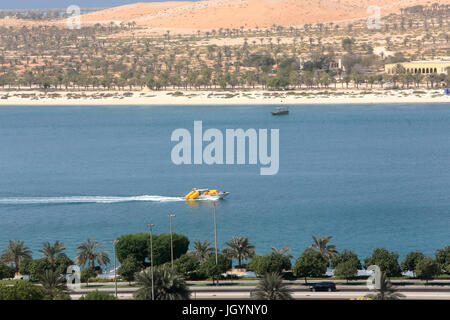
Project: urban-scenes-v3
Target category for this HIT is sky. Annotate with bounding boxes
[1,0,194,10]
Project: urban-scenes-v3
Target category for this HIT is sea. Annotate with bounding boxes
[0,104,449,263]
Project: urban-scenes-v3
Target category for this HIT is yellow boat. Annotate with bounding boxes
[185,188,229,200]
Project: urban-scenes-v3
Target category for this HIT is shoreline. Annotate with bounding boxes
[0,89,448,106]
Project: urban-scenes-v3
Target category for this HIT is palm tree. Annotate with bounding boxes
[134,265,190,300]
[39,241,65,265]
[39,269,69,299]
[253,273,293,300]
[222,237,256,267]
[0,240,32,271]
[365,271,405,300]
[76,238,110,269]
[310,236,338,262]
[270,245,294,259]
[189,240,214,264]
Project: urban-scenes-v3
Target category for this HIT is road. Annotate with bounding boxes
[70,284,450,300]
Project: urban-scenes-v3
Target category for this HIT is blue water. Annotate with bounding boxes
[0,104,449,264]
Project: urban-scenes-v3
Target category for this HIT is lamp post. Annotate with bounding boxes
[213,202,218,265]
[146,223,155,300]
[168,214,176,269]
[111,240,119,298]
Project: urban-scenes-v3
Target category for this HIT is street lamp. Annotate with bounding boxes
[111,240,119,298]
[168,214,176,269]
[213,202,218,265]
[146,223,155,300]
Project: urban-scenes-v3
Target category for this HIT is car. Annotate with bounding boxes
[309,282,336,292]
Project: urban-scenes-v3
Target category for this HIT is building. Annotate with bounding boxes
[385,61,450,75]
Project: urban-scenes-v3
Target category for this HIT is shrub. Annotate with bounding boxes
[248,253,291,276]
[0,281,45,300]
[118,256,143,284]
[173,254,199,279]
[79,290,117,300]
[0,262,15,279]
[81,267,97,286]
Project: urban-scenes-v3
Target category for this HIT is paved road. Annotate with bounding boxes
[94,279,450,286]
[73,284,450,293]
[70,290,450,300]
[70,284,450,300]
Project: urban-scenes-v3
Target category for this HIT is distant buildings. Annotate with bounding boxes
[385,61,450,75]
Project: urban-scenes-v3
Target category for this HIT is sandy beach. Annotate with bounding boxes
[0,89,448,106]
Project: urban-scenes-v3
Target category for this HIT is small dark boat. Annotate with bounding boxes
[271,106,289,115]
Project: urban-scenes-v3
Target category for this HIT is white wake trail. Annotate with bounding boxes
[0,195,185,205]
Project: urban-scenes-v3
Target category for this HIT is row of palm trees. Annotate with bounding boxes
[188,235,337,268]
[0,238,110,272]
[0,235,338,273]
[0,236,420,300]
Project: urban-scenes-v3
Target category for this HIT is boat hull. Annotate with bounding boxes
[191,192,229,200]
[271,111,289,115]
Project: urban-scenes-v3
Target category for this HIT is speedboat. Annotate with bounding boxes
[185,188,229,200]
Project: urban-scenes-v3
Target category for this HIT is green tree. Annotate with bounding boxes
[79,290,117,300]
[310,236,338,263]
[39,269,69,300]
[401,251,425,272]
[253,272,293,300]
[116,233,149,264]
[199,254,232,285]
[19,258,52,282]
[81,267,97,286]
[415,257,440,284]
[38,241,65,266]
[269,246,294,259]
[0,240,33,271]
[134,265,190,300]
[54,254,75,275]
[118,256,143,284]
[330,250,362,269]
[152,233,189,266]
[116,233,189,266]
[364,248,402,277]
[293,249,327,283]
[76,238,110,269]
[222,236,255,267]
[173,254,199,278]
[189,240,214,264]
[435,246,450,273]
[248,253,291,276]
[334,260,358,283]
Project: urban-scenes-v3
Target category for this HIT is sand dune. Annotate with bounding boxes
[78,0,445,29]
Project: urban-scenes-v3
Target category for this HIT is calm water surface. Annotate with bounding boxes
[0,104,449,262]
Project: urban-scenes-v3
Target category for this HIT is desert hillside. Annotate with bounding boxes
[78,0,447,29]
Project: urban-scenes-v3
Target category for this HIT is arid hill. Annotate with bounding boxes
[77,0,447,30]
